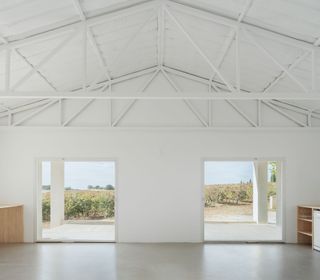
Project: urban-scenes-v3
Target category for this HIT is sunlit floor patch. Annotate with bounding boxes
[42,222,115,241]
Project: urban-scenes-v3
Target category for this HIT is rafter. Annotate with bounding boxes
[165,6,235,92]
[71,0,112,88]
[12,100,58,126]
[0,1,159,52]
[157,5,165,66]
[209,0,253,90]
[167,0,313,52]
[262,35,320,93]
[12,30,78,91]
[0,34,57,92]
[262,101,306,127]
[263,51,310,93]
[87,12,156,92]
[242,27,308,93]
[1,92,320,100]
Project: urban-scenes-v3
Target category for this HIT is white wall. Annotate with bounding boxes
[0,128,320,243]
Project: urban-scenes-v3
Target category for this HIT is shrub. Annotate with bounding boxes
[42,190,115,221]
[42,193,51,221]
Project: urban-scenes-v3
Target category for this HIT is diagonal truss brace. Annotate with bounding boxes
[226,100,257,127]
[112,69,160,127]
[164,6,235,93]
[12,30,79,91]
[262,101,306,127]
[242,27,308,93]
[62,99,94,127]
[12,100,58,126]
[161,68,208,127]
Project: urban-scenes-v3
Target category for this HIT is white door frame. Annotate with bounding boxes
[201,157,286,243]
[34,157,119,243]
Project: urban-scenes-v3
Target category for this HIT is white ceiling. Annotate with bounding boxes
[0,0,320,127]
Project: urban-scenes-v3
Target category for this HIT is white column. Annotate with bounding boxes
[253,161,268,224]
[275,161,282,226]
[50,160,64,228]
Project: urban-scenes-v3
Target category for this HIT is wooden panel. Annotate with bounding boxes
[0,205,24,243]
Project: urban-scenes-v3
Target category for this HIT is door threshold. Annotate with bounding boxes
[204,240,284,244]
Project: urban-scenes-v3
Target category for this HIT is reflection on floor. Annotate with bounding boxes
[1,244,319,280]
[42,222,115,241]
[205,223,282,241]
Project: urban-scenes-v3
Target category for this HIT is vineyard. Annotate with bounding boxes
[42,183,276,221]
[204,183,276,207]
[42,190,115,221]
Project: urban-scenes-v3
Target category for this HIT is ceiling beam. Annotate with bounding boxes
[165,6,235,92]
[62,99,94,126]
[161,69,208,127]
[209,0,254,89]
[112,69,160,127]
[1,92,320,100]
[157,5,165,66]
[0,1,159,52]
[167,0,314,51]
[242,27,309,93]
[226,100,257,127]
[71,0,112,89]
[12,30,78,91]
[0,34,57,91]
[262,101,306,127]
[262,51,310,93]
[12,100,58,126]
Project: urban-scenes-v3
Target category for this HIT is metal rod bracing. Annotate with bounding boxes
[0,92,320,100]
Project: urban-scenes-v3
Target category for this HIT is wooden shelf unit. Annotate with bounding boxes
[297,205,320,247]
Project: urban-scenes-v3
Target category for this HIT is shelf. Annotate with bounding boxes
[298,231,312,237]
[298,218,313,222]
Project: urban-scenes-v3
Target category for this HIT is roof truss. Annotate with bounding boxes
[0,0,319,129]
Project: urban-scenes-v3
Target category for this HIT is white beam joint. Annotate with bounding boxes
[63,99,94,127]
[112,69,160,127]
[242,27,308,93]
[263,101,306,127]
[165,6,235,92]
[12,30,78,91]
[161,69,208,127]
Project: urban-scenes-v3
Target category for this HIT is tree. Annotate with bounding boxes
[269,162,277,182]
[106,184,114,190]
[42,185,51,190]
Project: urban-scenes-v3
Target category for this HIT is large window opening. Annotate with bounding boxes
[204,160,282,242]
[38,160,116,242]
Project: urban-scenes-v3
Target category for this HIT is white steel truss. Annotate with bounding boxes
[0,0,320,129]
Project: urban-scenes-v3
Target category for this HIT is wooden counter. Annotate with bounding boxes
[0,204,24,243]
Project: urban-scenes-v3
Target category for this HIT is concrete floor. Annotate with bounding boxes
[205,223,282,241]
[206,210,276,223]
[42,224,115,241]
[0,243,319,280]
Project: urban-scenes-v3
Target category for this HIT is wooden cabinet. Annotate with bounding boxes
[0,205,24,243]
[297,205,320,248]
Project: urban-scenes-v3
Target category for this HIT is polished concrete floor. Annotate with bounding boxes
[205,223,282,241]
[0,243,319,280]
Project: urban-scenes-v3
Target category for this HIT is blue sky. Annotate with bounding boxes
[42,161,115,189]
[204,161,253,185]
[42,160,256,189]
